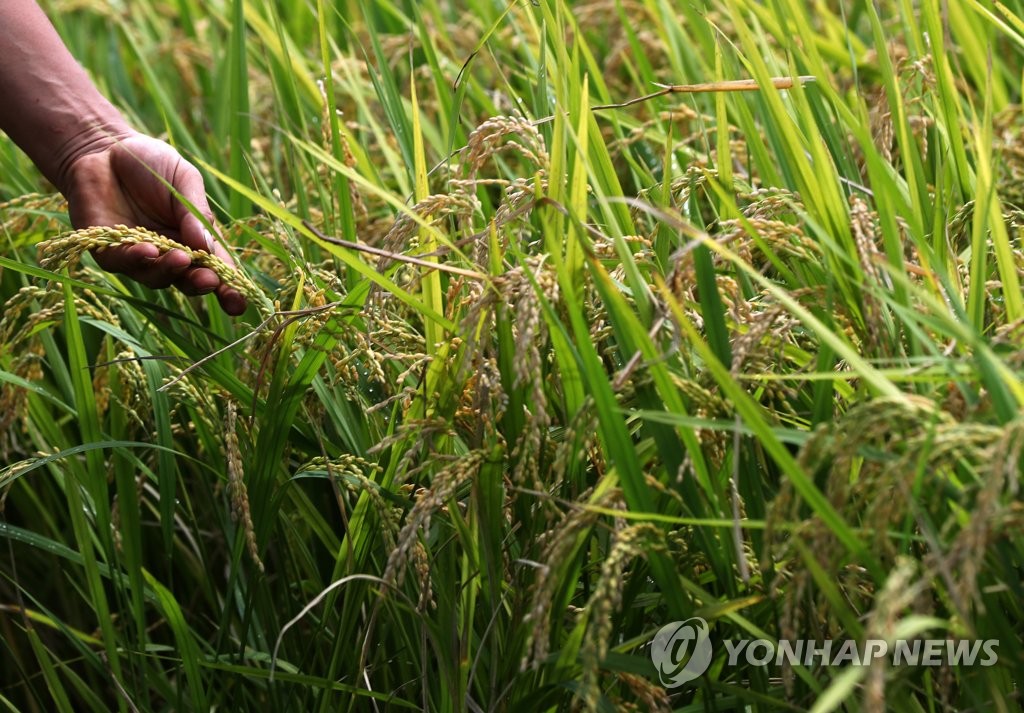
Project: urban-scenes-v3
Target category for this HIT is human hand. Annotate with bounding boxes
[63,133,247,316]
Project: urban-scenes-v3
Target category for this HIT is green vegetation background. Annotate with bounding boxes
[2,0,1024,710]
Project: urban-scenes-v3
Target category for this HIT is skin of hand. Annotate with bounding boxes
[64,134,248,315]
[0,1,247,315]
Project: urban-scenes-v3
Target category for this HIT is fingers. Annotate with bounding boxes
[101,137,249,315]
[171,261,246,316]
[198,226,248,315]
[163,155,233,269]
[174,266,220,296]
[92,243,247,315]
[165,155,249,314]
[93,244,192,289]
[173,163,221,256]
[215,284,248,316]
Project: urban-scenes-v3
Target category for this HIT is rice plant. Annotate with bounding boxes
[2,0,1024,710]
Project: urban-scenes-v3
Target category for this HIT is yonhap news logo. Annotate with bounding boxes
[650,618,714,687]
[649,618,999,688]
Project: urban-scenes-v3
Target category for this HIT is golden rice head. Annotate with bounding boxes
[375,191,480,276]
[521,487,624,671]
[579,523,665,711]
[225,401,264,573]
[382,450,485,598]
[462,115,549,182]
[499,257,559,488]
[295,455,399,550]
[0,192,66,236]
[861,558,926,713]
[771,395,1023,671]
[39,225,274,317]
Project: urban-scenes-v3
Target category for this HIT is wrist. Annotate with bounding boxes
[0,1,134,196]
[52,117,135,196]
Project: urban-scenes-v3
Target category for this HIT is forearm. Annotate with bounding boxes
[0,0,132,194]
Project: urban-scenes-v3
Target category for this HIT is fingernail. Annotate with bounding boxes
[203,228,215,253]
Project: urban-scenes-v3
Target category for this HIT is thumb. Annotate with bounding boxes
[169,161,222,255]
[170,161,241,273]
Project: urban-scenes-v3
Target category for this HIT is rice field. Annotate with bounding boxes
[1,0,1024,710]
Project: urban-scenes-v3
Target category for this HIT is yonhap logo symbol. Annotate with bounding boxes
[650,617,713,687]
